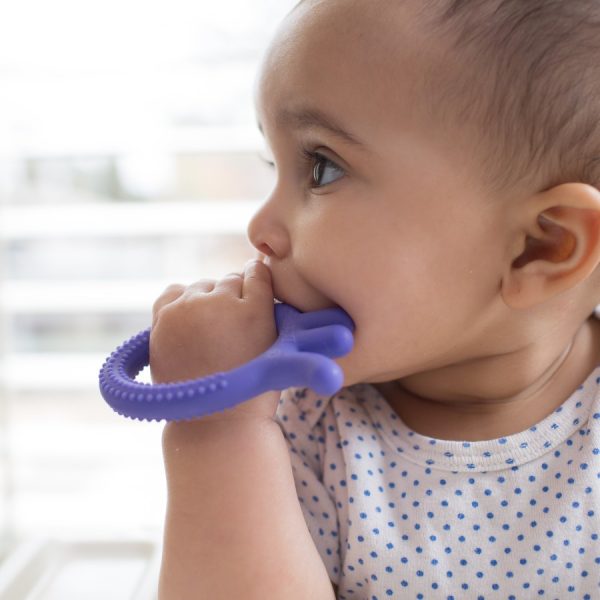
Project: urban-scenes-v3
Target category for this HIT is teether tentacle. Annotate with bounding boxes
[295,307,355,332]
[293,324,354,357]
[255,351,345,396]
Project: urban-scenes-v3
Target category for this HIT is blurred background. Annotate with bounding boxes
[0,0,295,596]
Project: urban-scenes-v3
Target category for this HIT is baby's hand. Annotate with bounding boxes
[149,259,280,422]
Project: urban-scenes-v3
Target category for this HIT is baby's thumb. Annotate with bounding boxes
[242,259,273,301]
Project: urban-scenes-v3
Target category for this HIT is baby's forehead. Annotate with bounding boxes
[286,0,432,57]
[255,0,480,172]
[258,0,444,121]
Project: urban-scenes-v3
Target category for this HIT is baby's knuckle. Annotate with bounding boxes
[152,300,167,321]
[244,271,263,284]
[152,303,178,329]
[152,284,184,310]
[190,278,216,288]
[164,283,185,295]
[176,293,207,315]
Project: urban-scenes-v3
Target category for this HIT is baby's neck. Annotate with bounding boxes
[375,315,600,441]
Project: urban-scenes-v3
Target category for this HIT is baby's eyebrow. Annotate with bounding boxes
[257,105,370,152]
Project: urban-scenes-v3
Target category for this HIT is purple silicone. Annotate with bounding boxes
[98,302,355,422]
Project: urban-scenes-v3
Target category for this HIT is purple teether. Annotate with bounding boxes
[99,302,355,422]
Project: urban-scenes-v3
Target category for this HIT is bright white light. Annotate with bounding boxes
[0,0,296,157]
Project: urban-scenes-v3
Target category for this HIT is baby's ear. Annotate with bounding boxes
[501,182,600,310]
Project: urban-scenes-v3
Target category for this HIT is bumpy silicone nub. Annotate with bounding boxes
[99,302,355,422]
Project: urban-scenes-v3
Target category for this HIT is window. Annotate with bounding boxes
[0,0,295,595]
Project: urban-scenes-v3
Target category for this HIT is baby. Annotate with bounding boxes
[151,0,600,598]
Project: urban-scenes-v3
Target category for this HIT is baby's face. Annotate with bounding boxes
[248,0,511,386]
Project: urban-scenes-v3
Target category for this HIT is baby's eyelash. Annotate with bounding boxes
[299,146,319,166]
[257,147,325,168]
[259,155,275,168]
[300,147,321,184]
[258,146,344,188]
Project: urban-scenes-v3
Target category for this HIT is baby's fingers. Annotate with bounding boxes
[242,260,273,303]
[152,283,185,326]
[212,272,244,297]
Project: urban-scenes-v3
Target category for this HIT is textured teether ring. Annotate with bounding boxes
[99,302,355,422]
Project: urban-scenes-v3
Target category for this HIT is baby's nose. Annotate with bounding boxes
[247,201,290,260]
[254,242,275,257]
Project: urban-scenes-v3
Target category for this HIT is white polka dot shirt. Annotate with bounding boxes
[275,364,600,599]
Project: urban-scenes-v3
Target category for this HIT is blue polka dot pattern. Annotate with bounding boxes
[275,362,600,598]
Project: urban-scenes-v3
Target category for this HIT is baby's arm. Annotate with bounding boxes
[159,414,336,599]
[150,262,336,599]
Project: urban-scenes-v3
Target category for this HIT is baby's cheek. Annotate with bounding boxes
[333,327,375,387]
[335,352,361,387]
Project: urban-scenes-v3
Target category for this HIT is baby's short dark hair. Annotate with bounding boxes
[420,0,600,194]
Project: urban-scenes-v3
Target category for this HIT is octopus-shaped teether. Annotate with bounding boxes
[99,302,355,422]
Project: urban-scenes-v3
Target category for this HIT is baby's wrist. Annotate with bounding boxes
[162,397,281,448]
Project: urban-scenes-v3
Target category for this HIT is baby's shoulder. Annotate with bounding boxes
[277,383,376,432]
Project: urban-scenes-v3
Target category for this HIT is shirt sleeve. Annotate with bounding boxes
[275,386,342,585]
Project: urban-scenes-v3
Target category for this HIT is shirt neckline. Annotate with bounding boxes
[354,364,600,472]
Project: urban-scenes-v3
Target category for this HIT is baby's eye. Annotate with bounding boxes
[257,149,345,189]
[308,151,345,188]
